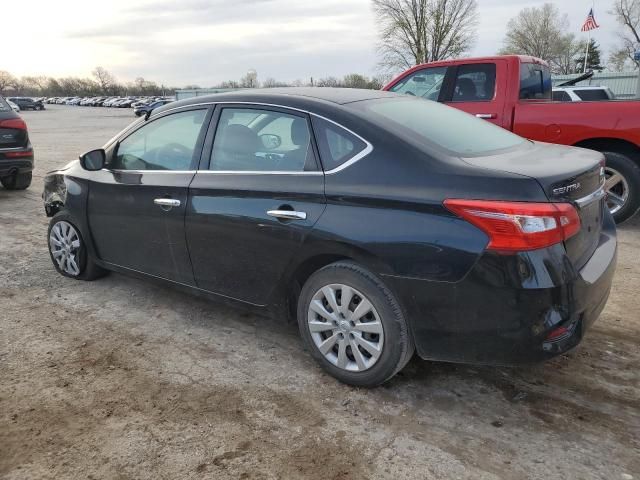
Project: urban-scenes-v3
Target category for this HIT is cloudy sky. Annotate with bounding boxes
[3,0,622,86]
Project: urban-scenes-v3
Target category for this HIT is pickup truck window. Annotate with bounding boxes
[519,63,551,100]
[452,64,496,102]
[353,97,525,156]
[387,67,447,101]
[552,90,571,102]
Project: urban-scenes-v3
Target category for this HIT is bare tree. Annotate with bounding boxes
[317,77,341,87]
[550,34,585,74]
[609,0,640,70]
[0,71,16,94]
[373,0,478,71]
[92,67,116,94]
[499,3,569,63]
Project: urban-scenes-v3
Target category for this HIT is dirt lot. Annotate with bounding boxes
[1,105,638,480]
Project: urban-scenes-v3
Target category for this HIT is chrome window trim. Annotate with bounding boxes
[575,185,606,208]
[101,169,196,174]
[157,100,374,175]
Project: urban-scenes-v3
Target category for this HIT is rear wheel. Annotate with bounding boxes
[48,212,107,280]
[297,261,414,387]
[602,151,640,223]
[1,172,32,190]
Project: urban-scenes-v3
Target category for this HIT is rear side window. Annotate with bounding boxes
[574,89,610,101]
[552,90,571,101]
[0,97,9,112]
[388,67,448,101]
[451,64,496,102]
[311,117,367,171]
[519,63,551,100]
[352,97,525,156]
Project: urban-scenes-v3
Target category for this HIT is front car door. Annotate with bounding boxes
[186,105,326,306]
[87,106,211,284]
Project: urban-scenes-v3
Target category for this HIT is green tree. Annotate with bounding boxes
[574,39,604,72]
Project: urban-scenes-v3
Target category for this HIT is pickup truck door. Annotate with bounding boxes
[442,60,509,128]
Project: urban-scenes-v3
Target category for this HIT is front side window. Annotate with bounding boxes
[519,63,552,100]
[210,108,315,172]
[388,67,448,101]
[451,64,496,102]
[352,97,525,156]
[112,109,207,171]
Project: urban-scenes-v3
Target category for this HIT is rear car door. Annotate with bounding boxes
[186,105,326,305]
[87,106,211,284]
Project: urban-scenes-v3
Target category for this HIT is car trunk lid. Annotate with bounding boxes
[462,142,605,270]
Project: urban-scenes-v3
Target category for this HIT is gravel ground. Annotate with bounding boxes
[1,105,639,480]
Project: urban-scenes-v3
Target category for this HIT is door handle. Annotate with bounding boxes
[267,209,307,220]
[475,113,497,119]
[154,198,181,208]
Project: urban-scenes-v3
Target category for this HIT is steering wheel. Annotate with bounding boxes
[156,142,192,168]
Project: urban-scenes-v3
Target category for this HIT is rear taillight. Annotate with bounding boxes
[0,118,27,130]
[444,199,581,253]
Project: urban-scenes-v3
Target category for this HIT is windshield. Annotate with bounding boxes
[351,97,525,156]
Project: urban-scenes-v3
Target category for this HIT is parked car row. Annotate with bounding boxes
[44,96,175,111]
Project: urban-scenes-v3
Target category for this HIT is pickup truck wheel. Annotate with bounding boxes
[602,152,640,223]
[1,172,32,190]
[47,212,107,281]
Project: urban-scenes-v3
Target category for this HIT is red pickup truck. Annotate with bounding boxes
[383,55,640,223]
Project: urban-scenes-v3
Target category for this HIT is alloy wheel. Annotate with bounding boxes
[604,166,629,215]
[49,221,82,276]
[307,283,384,372]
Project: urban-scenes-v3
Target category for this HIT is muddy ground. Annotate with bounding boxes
[1,105,638,480]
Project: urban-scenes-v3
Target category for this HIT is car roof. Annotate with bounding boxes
[159,87,404,115]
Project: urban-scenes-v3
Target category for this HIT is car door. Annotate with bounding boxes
[87,106,212,284]
[186,105,326,305]
[442,61,508,127]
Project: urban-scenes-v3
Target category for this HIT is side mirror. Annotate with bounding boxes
[79,149,106,171]
[260,134,282,150]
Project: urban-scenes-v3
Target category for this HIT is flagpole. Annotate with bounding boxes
[583,29,590,73]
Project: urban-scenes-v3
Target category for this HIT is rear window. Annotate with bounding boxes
[351,97,525,156]
[0,97,9,112]
[520,63,552,100]
[574,89,610,101]
[312,117,368,170]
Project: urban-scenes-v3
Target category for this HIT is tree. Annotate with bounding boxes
[317,77,341,87]
[262,77,289,88]
[574,39,604,73]
[372,0,478,71]
[342,73,370,88]
[240,69,258,88]
[92,67,116,94]
[0,71,16,94]
[609,0,640,70]
[500,3,569,63]
[549,34,584,74]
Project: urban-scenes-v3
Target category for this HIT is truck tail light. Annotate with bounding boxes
[444,199,580,253]
[0,118,27,130]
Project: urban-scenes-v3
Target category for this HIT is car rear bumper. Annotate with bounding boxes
[386,213,617,366]
[0,151,34,175]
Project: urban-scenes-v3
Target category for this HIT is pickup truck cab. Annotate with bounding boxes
[384,55,640,223]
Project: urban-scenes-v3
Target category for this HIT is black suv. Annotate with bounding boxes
[8,97,45,111]
[0,96,34,189]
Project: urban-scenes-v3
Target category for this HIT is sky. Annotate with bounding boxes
[1,0,623,86]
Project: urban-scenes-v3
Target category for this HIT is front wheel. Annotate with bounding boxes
[297,261,414,387]
[602,151,640,223]
[48,212,107,280]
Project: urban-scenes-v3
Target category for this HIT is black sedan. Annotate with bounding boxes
[42,88,616,386]
[1,96,33,189]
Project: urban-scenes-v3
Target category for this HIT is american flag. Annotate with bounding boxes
[581,8,599,32]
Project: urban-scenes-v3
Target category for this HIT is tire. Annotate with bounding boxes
[297,261,414,387]
[47,212,107,281]
[1,172,32,190]
[602,151,640,224]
